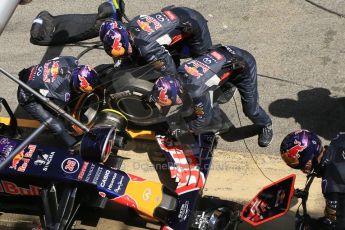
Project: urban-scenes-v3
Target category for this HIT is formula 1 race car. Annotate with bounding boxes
[0,76,313,230]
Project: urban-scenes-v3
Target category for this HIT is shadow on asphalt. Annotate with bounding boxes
[219,125,260,142]
[269,87,345,140]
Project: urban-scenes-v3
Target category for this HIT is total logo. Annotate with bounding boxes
[61,158,80,174]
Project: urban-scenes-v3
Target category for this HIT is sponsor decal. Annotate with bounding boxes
[61,158,80,174]
[64,92,71,102]
[36,66,43,76]
[43,62,50,83]
[137,15,162,34]
[11,145,36,173]
[100,170,111,187]
[202,57,212,65]
[163,10,177,21]
[0,138,15,158]
[107,172,118,190]
[142,188,152,202]
[224,46,236,55]
[34,151,54,171]
[156,137,205,195]
[210,51,224,61]
[84,163,95,182]
[155,13,165,22]
[50,61,59,81]
[0,180,40,196]
[77,162,89,180]
[92,167,103,184]
[178,201,190,222]
[28,66,37,81]
[183,60,210,78]
[114,175,125,193]
[194,102,204,117]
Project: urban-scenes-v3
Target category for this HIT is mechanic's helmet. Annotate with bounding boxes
[102,25,132,58]
[99,19,124,41]
[71,65,99,93]
[280,129,322,171]
[150,76,183,106]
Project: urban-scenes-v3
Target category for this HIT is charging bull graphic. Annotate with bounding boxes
[11,145,37,172]
[184,60,210,78]
[281,140,307,168]
[137,15,162,34]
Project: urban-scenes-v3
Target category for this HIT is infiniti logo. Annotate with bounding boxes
[142,188,152,201]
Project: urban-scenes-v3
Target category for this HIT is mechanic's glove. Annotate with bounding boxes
[167,128,196,145]
[168,128,185,139]
[98,1,120,20]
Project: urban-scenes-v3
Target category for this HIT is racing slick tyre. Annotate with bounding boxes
[70,91,103,136]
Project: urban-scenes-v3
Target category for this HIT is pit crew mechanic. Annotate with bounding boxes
[100,5,212,76]
[280,130,345,229]
[150,45,273,147]
[17,56,99,148]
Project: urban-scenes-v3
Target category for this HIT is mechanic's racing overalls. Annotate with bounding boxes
[317,133,345,229]
[174,45,272,134]
[127,6,212,75]
[17,56,79,147]
[149,45,273,192]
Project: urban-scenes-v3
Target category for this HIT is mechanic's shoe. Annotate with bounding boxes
[217,83,237,104]
[258,124,273,147]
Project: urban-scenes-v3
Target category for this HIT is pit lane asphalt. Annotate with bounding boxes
[0,1,344,229]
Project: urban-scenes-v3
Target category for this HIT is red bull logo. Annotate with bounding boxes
[50,61,59,81]
[78,75,92,93]
[11,145,36,172]
[110,31,126,57]
[137,16,162,34]
[194,105,204,116]
[112,32,122,50]
[281,140,306,167]
[287,140,306,158]
[184,60,209,78]
[0,180,40,196]
[158,88,168,103]
[137,19,154,33]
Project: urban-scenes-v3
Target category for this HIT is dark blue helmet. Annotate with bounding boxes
[99,19,125,41]
[150,76,183,106]
[280,130,322,171]
[72,65,99,93]
[102,24,131,58]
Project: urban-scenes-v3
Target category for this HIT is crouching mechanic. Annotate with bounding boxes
[149,45,273,147]
[100,5,212,75]
[280,130,345,229]
[17,56,99,148]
